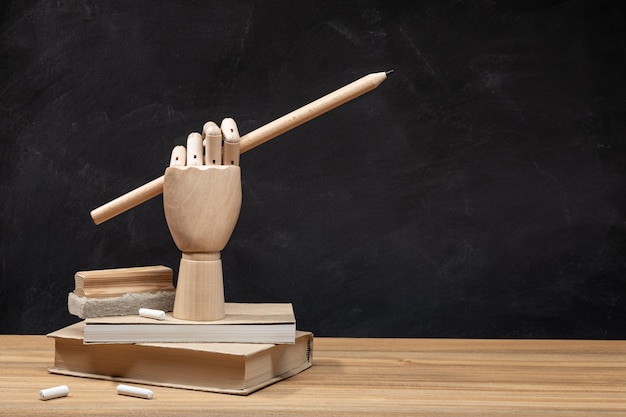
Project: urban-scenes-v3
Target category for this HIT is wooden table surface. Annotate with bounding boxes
[1,335,625,416]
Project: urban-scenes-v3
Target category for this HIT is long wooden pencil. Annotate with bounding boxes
[90,71,391,224]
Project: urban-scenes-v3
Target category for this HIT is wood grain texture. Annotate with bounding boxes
[163,166,241,253]
[74,266,174,298]
[1,335,625,416]
[173,257,225,321]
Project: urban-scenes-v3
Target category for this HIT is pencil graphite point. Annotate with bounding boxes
[385,69,394,76]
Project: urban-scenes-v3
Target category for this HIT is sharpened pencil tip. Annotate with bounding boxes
[385,69,395,76]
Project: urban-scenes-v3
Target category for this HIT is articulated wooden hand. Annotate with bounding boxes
[163,118,242,321]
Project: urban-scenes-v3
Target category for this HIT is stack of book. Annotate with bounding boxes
[48,269,313,395]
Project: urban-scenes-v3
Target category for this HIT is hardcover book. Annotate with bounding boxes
[48,322,313,395]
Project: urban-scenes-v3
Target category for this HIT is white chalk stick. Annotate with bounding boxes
[138,307,166,320]
[116,384,153,399]
[39,385,69,400]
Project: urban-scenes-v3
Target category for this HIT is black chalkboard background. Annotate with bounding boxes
[1,1,625,338]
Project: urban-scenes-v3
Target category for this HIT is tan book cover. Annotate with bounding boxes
[48,322,313,395]
[84,303,296,344]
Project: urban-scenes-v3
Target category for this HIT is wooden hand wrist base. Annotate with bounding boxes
[174,253,225,320]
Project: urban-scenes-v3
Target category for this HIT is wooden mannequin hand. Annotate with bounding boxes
[163,119,242,320]
[161,119,242,321]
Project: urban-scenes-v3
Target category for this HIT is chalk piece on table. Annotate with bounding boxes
[39,385,69,400]
[138,308,166,320]
[116,384,153,399]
